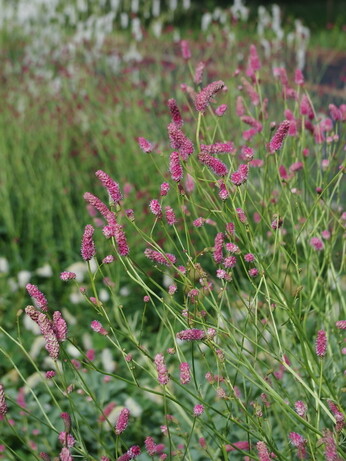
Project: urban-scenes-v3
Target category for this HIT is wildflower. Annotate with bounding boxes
[300,95,314,120]
[249,268,259,278]
[195,80,225,113]
[236,208,247,223]
[329,104,342,121]
[0,384,7,416]
[236,96,245,116]
[113,224,129,256]
[256,441,271,461]
[169,151,183,182]
[200,142,234,155]
[327,400,345,432]
[154,354,169,385]
[199,438,207,449]
[102,255,115,264]
[244,253,255,262]
[218,183,229,200]
[144,248,176,266]
[145,436,157,456]
[231,164,249,186]
[176,329,206,341]
[138,137,153,153]
[226,243,240,253]
[168,98,183,128]
[180,40,191,60]
[194,61,205,85]
[322,430,337,461]
[336,320,346,330]
[52,311,67,342]
[90,320,108,336]
[143,295,150,302]
[115,408,130,435]
[310,237,324,251]
[226,222,235,236]
[213,232,224,264]
[81,225,96,261]
[40,453,51,461]
[223,256,237,269]
[241,115,262,132]
[168,285,177,295]
[60,272,76,281]
[199,152,228,176]
[241,77,260,105]
[315,330,327,357]
[216,269,230,280]
[160,182,170,196]
[289,433,307,459]
[180,362,191,384]
[26,284,48,311]
[45,371,56,379]
[83,192,114,223]
[240,145,254,162]
[59,448,73,461]
[58,432,75,448]
[225,441,250,452]
[193,404,204,416]
[167,123,194,160]
[193,217,205,227]
[95,170,122,204]
[215,104,228,117]
[165,206,177,225]
[290,162,304,172]
[269,120,290,153]
[295,69,305,85]
[295,401,307,417]
[271,216,283,229]
[149,199,162,218]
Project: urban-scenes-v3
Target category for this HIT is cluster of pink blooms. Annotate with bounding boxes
[26,283,48,311]
[25,302,67,360]
[60,271,76,281]
[200,142,235,154]
[81,224,96,261]
[231,164,249,186]
[167,122,194,160]
[315,330,327,357]
[96,170,122,204]
[149,199,162,218]
[198,152,228,177]
[115,408,130,435]
[116,445,141,461]
[169,151,183,182]
[195,80,225,113]
[269,120,290,153]
[90,320,108,336]
[289,432,307,459]
[179,362,191,384]
[0,384,7,416]
[154,354,169,385]
[310,237,324,251]
[137,136,153,153]
[144,248,176,266]
[176,329,206,341]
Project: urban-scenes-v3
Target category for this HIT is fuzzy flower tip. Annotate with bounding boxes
[138,137,153,153]
[256,441,271,461]
[169,151,183,182]
[168,98,183,128]
[176,329,206,341]
[144,248,176,266]
[198,152,228,177]
[315,330,327,357]
[26,284,48,311]
[60,271,76,281]
[193,404,204,416]
[149,199,162,218]
[195,80,225,113]
[115,408,130,435]
[81,224,96,261]
[95,170,122,204]
[154,353,169,385]
[269,120,290,153]
[180,362,191,384]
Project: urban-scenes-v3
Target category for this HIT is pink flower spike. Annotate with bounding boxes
[138,137,153,153]
[95,170,122,204]
[52,311,67,342]
[91,320,108,336]
[294,400,307,417]
[81,224,96,261]
[176,329,206,341]
[256,441,271,461]
[295,69,305,86]
[60,271,76,281]
[167,123,194,160]
[193,404,204,416]
[198,152,228,177]
[336,320,346,330]
[269,120,290,153]
[59,448,72,461]
[169,151,183,182]
[244,253,255,262]
[180,40,191,60]
[154,354,169,385]
[149,199,162,218]
[213,232,224,264]
[145,437,157,456]
[168,98,183,128]
[45,371,56,379]
[165,206,177,226]
[215,104,228,117]
[315,330,327,357]
[300,95,314,120]
[115,408,130,435]
[160,182,170,196]
[144,248,176,266]
[310,237,324,251]
[26,284,48,311]
[179,362,191,384]
[194,61,205,85]
[201,142,235,154]
[195,80,225,113]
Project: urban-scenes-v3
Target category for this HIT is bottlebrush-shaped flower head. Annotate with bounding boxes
[144,248,176,266]
[26,284,48,312]
[269,120,290,153]
[176,329,206,341]
[198,152,228,177]
[168,98,183,128]
[169,151,183,182]
[195,80,225,113]
[81,224,96,261]
[95,170,122,204]
[138,137,153,153]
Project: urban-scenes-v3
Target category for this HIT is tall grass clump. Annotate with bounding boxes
[1,27,345,461]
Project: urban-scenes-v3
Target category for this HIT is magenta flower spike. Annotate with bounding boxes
[95,170,122,204]
[154,353,169,385]
[169,151,183,182]
[115,408,130,435]
[200,142,235,154]
[52,311,68,342]
[179,362,191,384]
[81,224,96,261]
[256,441,271,461]
[269,120,290,153]
[0,384,8,416]
[198,152,228,177]
[315,330,327,357]
[168,98,183,128]
[138,137,153,153]
[144,248,176,266]
[176,329,206,341]
[180,40,191,60]
[26,284,48,312]
[195,80,225,113]
[194,61,205,85]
